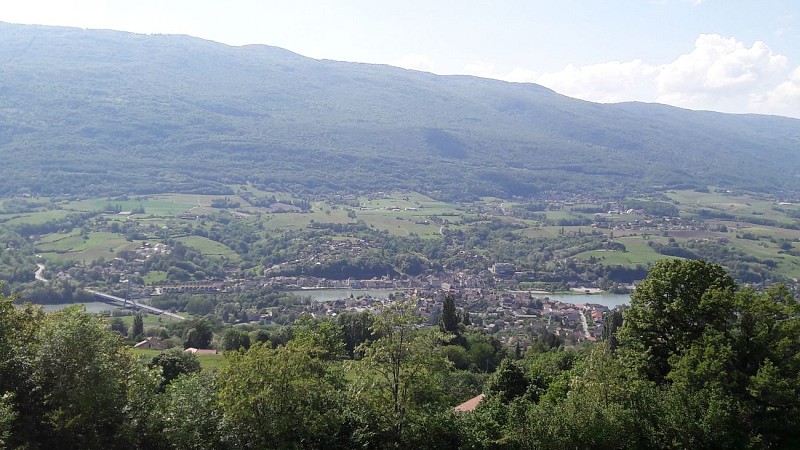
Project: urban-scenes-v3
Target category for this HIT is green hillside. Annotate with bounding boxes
[1,22,799,199]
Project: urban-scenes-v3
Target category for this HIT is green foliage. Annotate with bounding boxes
[348,301,453,447]
[3,261,800,448]
[31,306,152,448]
[219,328,251,352]
[217,341,346,449]
[602,309,623,352]
[484,358,530,403]
[0,393,15,449]
[439,293,460,335]
[292,316,346,361]
[506,347,658,449]
[618,259,737,382]
[131,312,144,339]
[337,311,375,358]
[109,317,128,336]
[185,297,215,316]
[183,319,213,349]
[149,349,201,389]
[158,372,222,450]
[2,23,800,201]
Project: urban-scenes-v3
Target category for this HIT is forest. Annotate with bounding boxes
[2,259,800,449]
[2,23,800,202]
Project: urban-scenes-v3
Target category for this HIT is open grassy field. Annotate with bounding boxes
[178,235,242,263]
[7,188,800,288]
[574,237,673,266]
[61,195,201,215]
[142,271,167,284]
[115,312,172,327]
[35,231,138,264]
[131,347,228,371]
[358,212,441,237]
[667,189,800,227]
[1,209,75,226]
[261,212,317,229]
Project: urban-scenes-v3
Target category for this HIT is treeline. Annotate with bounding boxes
[11,211,100,237]
[648,239,777,284]
[3,259,800,448]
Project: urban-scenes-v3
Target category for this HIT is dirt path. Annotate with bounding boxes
[35,263,48,282]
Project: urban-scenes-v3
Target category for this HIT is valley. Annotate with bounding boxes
[3,186,800,345]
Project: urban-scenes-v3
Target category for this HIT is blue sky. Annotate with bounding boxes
[2,0,799,118]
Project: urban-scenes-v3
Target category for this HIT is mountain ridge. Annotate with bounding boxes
[1,21,799,199]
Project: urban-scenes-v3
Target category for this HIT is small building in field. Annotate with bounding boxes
[133,337,170,350]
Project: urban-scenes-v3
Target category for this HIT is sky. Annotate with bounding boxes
[1,0,799,118]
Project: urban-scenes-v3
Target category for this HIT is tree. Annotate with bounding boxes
[484,358,529,403]
[220,328,251,352]
[184,319,213,349]
[32,305,147,449]
[0,393,15,449]
[601,309,624,352]
[0,288,44,446]
[149,348,201,389]
[465,331,507,372]
[618,261,800,446]
[617,259,736,382]
[159,372,222,450]
[130,312,144,339]
[349,300,452,446]
[661,286,800,446]
[506,346,657,449]
[439,293,460,334]
[109,317,127,336]
[337,311,375,358]
[292,316,345,361]
[216,341,346,448]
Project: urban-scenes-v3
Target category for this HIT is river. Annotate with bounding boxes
[289,288,630,308]
[37,302,119,313]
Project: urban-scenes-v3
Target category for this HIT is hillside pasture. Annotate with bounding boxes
[574,237,669,266]
[2,209,75,226]
[177,235,242,263]
[35,231,137,264]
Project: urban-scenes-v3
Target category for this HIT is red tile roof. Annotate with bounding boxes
[454,394,485,412]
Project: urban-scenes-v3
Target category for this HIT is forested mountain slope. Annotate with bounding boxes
[1,22,799,199]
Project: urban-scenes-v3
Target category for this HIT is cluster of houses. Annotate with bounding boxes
[299,287,614,345]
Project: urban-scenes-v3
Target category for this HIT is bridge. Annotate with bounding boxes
[86,289,185,321]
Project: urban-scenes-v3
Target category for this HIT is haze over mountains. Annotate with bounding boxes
[1,22,799,200]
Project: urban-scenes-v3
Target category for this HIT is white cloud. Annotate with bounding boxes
[463,61,499,79]
[655,34,786,108]
[749,65,800,117]
[461,33,797,118]
[391,54,435,72]
[534,60,658,103]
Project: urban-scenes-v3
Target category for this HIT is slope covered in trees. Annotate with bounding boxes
[2,259,800,449]
[1,22,800,200]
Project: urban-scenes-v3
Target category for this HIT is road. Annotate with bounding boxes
[34,263,48,281]
[579,309,591,339]
[86,289,185,321]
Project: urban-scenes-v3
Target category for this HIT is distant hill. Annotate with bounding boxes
[1,22,799,199]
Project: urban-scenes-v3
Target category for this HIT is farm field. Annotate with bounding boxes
[4,188,800,291]
[574,237,673,266]
[177,235,243,263]
[35,231,137,264]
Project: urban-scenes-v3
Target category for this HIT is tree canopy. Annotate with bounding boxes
[2,260,800,448]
